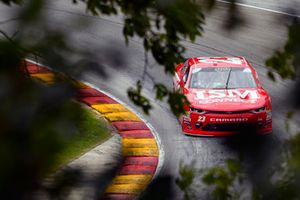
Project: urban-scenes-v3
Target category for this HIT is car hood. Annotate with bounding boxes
[186,88,269,111]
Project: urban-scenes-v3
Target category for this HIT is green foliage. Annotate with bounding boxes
[154,83,190,116]
[267,70,276,81]
[269,179,298,200]
[75,0,205,76]
[154,83,168,101]
[128,81,189,116]
[198,0,216,11]
[0,0,108,198]
[285,111,295,133]
[0,2,205,197]
[0,72,82,198]
[2,0,300,199]
[201,159,242,200]
[176,161,197,200]
[287,132,300,170]
[226,159,240,177]
[157,0,204,42]
[252,132,300,200]
[286,111,294,119]
[127,80,152,114]
[83,0,117,15]
[168,90,190,117]
[195,112,300,200]
[74,0,205,116]
[266,19,300,81]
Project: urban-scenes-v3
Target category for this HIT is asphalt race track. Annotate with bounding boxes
[1,1,300,199]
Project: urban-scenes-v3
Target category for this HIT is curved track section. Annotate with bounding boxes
[23,61,161,200]
[1,1,300,199]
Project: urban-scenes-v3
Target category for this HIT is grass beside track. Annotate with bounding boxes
[52,104,111,171]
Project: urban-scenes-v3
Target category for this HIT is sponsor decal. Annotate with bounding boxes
[210,118,249,122]
[197,98,258,104]
[195,90,259,104]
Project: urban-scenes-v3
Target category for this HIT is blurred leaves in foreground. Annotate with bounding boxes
[176,161,197,200]
[266,18,300,81]
[179,114,300,200]
[127,80,152,114]
[0,59,82,199]
[201,159,243,200]
[0,0,207,198]
[0,0,104,198]
[4,0,290,117]
[1,0,300,199]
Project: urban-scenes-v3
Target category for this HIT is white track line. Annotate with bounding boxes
[217,0,300,18]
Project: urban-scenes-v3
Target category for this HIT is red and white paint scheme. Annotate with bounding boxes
[173,57,272,136]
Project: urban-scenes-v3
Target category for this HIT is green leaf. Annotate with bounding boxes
[127,81,152,115]
[176,161,197,200]
[154,83,168,101]
[168,90,189,117]
[267,71,276,82]
[226,159,240,176]
[266,19,300,81]
[286,111,294,119]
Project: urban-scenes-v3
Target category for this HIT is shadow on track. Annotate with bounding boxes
[222,131,282,189]
[140,176,175,200]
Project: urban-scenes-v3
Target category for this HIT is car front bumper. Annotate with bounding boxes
[181,111,272,136]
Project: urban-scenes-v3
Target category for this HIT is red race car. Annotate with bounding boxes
[173,57,272,136]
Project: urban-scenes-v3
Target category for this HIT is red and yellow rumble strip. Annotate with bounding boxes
[23,60,159,200]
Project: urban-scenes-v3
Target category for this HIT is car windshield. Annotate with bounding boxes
[189,67,257,89]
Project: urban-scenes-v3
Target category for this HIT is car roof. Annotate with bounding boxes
[190,57,250,68]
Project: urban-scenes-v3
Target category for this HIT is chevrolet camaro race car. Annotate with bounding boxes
[173,57,272,136]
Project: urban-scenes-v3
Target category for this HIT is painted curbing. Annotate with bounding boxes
[23,60,164,200]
